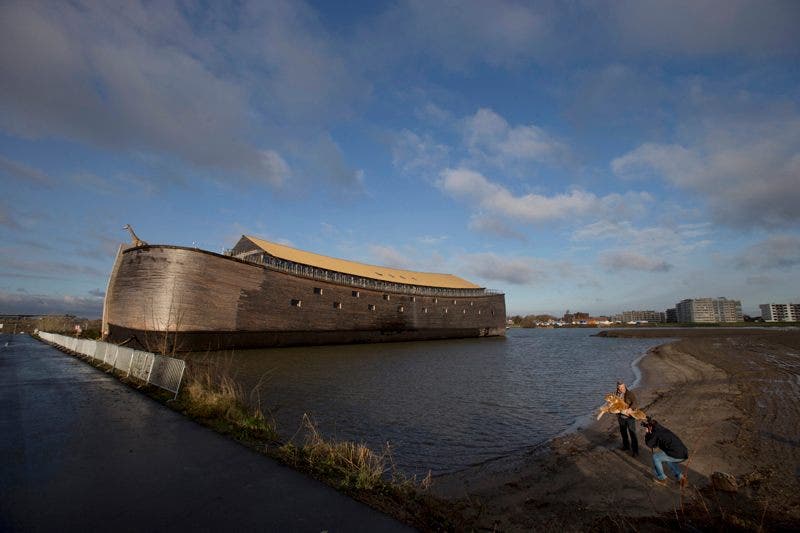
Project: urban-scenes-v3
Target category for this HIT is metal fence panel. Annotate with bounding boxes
[114,346,133,373]
[149,355,186,398]
[92,341,105,361]
[103,344,121,366]
[89,341,99,359]
[36,332,186,399]
[99,342,110,362]
[83,340,97,357]
[129,351,154,382]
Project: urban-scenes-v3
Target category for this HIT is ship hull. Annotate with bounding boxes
[104,246,506,352]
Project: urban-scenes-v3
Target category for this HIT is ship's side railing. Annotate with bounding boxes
[37,331,186,399]
[231,250,504,298]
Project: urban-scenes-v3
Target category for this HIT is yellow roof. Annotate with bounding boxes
[244,235,481,289]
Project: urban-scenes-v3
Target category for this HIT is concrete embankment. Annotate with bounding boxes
[0,334,410,532]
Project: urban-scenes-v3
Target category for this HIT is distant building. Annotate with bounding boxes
[562,311,589,324]
[675,298,742,323]
[666,308,677,323]
[619,310,666,323]
[760,303,800,322]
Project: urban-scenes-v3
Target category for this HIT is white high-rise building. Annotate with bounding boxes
[760,303,800,322]
[675,298,743,323]
[619,310,666,323]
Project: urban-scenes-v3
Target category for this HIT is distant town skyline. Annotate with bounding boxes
[1,1,799,318]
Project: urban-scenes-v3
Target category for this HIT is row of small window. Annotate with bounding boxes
[313,287,475,306]
[290,298,492,315]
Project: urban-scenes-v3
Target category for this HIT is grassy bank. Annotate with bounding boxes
[39,336,457,531]
[170,356,454,530]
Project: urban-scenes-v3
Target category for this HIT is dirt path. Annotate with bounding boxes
[432,330,800,531]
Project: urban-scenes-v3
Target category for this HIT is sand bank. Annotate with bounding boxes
[431,329,800,530]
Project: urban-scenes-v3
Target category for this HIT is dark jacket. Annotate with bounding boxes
[645,422,689,460]
[616,389,637,418]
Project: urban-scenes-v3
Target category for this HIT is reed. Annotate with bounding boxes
[279,414,387,490]
[178,356,278,442]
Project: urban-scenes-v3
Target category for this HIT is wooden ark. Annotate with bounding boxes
[102,235,506,352]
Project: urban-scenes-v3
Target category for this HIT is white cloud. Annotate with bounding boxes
[439,167,651,224]
[259,150,291,187]
[599,250,672,272]
[418,235,449,245]
[414,102,452,124]
[612,109,800,228]
[463,108,569,166]
[573,220,713,256]
[612,143,701,185]
[391,130,450,177]
[468,215,527,241]
[462,252,544,285]
[367,245,413,270]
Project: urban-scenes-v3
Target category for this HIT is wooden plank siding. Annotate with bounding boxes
[105,246,506,351]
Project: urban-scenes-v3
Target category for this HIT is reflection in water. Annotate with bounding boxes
[194,329,664,475]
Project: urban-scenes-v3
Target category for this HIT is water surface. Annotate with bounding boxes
[199,328,664,475]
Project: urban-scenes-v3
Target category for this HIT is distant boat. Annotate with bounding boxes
[103,234,506,352]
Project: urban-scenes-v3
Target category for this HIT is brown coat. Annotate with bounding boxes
[617,389,637,418]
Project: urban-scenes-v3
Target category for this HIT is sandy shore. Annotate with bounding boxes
[431,329,800,531]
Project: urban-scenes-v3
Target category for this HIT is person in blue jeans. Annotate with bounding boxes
[644,417,689,485]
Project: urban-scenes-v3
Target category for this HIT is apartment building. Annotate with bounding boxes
[675,298,743,323]
[760,303,800,322]
[618,310,666,323]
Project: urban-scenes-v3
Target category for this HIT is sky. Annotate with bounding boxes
[1,0,799,318]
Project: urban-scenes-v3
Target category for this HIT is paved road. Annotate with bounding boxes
[0,334,412,532]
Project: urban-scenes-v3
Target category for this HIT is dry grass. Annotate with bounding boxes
[280,414,388,490]
[178,356,278,442]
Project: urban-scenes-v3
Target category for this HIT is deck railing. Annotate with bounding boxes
[231,250,503,298]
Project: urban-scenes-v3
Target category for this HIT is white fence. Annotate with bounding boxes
[38,331,186,399]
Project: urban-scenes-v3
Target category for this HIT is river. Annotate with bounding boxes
[195,328,665,475]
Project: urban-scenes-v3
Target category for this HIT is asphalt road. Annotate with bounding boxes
[0,334,412,532]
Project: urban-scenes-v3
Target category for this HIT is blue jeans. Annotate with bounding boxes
[652,450,685,480]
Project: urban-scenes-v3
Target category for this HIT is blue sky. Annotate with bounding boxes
[1,0,799,318]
